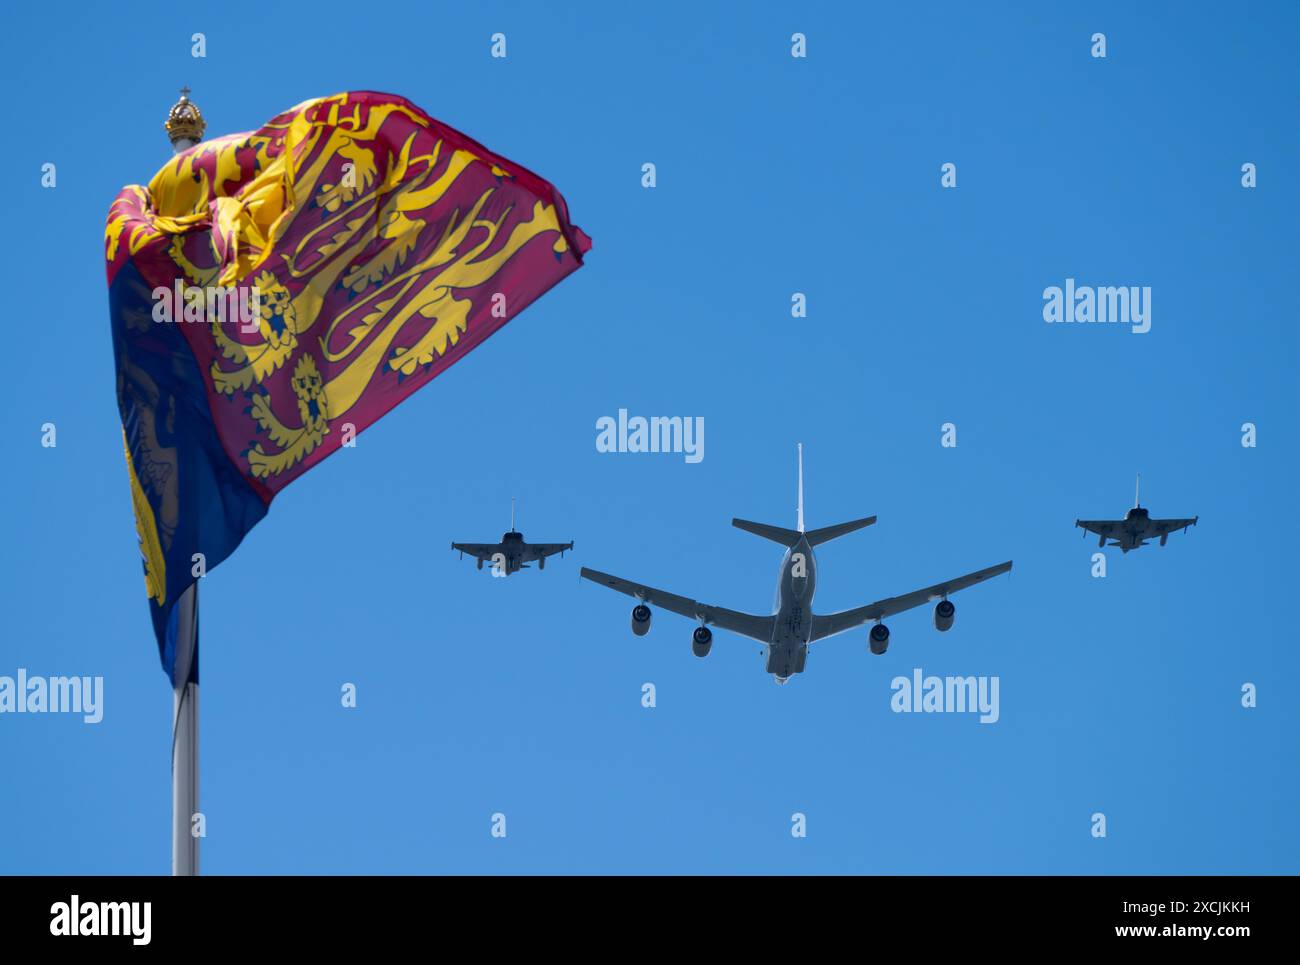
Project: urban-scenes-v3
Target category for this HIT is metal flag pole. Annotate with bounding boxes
[165,87,206,877]
[171,585,199,875]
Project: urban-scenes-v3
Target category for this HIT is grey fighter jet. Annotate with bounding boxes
[580,445,1012,684]
[1076,475,1197,553]
[452,500,573,575]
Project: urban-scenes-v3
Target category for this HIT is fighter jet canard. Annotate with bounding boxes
[451,499,574,576]
[580,445,1013,685]
[1075,474,1198,554]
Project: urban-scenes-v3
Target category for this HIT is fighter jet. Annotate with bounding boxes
[580,445,1012,684]
[452,500,573,575]
[1076,474,1197,553]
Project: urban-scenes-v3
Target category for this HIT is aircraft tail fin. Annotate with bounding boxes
[733,515,877,547]
[804,516,877,546]
[732,518,803,547]
[796,442,805,533]
[737,444,876,547]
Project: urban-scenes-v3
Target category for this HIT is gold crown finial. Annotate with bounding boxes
[165,87,206,147]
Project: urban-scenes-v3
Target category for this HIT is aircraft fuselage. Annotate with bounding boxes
[766,534,818,682]
[1115,508,1157,553]
[497,532,528,573]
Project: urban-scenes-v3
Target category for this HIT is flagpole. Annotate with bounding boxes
[165,87,205,877]
[171,585,199,875]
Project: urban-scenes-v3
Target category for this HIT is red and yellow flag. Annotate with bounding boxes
[106,91,590,675]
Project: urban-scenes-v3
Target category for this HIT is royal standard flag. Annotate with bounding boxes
[106,91,590,680]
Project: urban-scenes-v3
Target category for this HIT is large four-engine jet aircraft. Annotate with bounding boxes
[580,446,1013,684]
[452,499,574,575]
[1075,475,1197,553]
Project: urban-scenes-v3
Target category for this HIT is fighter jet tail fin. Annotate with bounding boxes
[732,518,803,547]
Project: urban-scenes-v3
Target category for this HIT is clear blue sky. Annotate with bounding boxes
[1,1,1296,874]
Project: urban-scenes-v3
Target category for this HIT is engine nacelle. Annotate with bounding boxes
[631,604,652,636]
[476,558,483,570]
[1159,533,1168,546]
[692,625,713,657]
[869,623,890,655]
[933,599,955,632]
[538,556,545,569]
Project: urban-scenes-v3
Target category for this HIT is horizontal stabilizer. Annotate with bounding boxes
[732,518,803,546]
[805,516,877,546]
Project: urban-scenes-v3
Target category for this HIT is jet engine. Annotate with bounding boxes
[869,623,890,655]
[1159,533,1168,547]
[538,556,545,569]
[476,558,483,570]
[933,599,955,632]
[631,604,652,636]
[692,625,713,658]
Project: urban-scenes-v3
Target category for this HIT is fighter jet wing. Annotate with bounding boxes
[1075,519,1121,537]
[451,542,500,561]
[580,567,775,642]
[525,542,574,562]
[809,561,1012,643]
[1148,517,1198,535]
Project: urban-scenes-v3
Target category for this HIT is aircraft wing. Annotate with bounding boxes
[580,567,775,643]
[1149,517,1197,535]
[525,542,574,562]
[1075,519,1121,537]
[451,542,499,561]
[809,561,1012,643]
